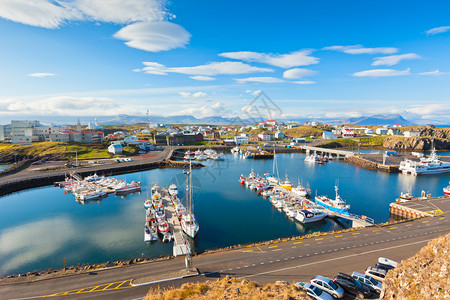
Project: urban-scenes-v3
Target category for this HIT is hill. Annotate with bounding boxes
[345,114,416,126]
[381,232,449,299]
[144,277,307,300]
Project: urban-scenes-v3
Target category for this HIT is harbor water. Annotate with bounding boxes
[0,152,449,276]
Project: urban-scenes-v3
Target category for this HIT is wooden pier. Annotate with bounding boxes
[161,191,191,257]
[390,196,449,219]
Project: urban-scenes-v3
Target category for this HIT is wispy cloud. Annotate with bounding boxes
[169,102,232,118]
[179,91,207,98]
[418,69,449,76]
[352,68,410,77]
[189,76,216,81]
[294,80,315,85]
[282,68,317,79]
[137,61,273,76]
[372,53,421,66]
[113,21,191,52]
[218,50,319,68]
[236,77,285,83]
[426,26,450,35]
[324,45,398,55]
[28,72,56,78]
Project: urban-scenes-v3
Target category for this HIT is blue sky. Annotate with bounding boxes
[0,0,449,124]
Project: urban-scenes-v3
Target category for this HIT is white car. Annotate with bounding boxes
[295,282,333,300]
[310,275,344,298]
[352,272,382,293]
[365,267,387,282]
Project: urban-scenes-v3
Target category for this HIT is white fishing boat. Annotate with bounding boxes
[158,220,170,234]
[115,181,141,194]
[315,186,350,215]
[168,184,178,196]
[155,206,166,222]
[399,147,450,175]
[181,162,199,238]
[175,203,187,219]
[144,199,152,209]
[144,226,152,242]
[162,232,173,243]
[304,154,320,163]
[444,182,450,196]
[295,209,328,223]
[231,146,240,153]
[85,173,103,182]
[292,182,311,197]
[75,189,108,201]
[184,151,196,161]
[285,206,298,218]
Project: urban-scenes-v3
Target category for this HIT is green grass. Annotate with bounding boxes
[359,136,385,146]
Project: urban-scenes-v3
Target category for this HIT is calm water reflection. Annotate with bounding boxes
[0,153,449,276]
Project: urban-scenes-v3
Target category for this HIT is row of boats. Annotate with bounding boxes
[184,149,225,161]
[239,170,352,224]
[304,154,331,164]
[55,173,141,201]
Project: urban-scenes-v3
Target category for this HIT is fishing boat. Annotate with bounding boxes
[144,226,152,242]
[115,181,141,194]
[285,206,298,218]
[75,189,108,201]
[155,205,166,222]
[231,146,240,153]
[212,153,225,161]
[304,154,320,163]
[175,203,187,219]
[295,209,328,223]
[144,198,152,209]
[315,186,350,215]
[158,220,170,234]
[279,176,293,190]
[395,191,414,203]
[171,195,181,206]
[399,147,450,175]
[196,154,208,161]
[181,162,199,238]
[292,182,311,197]
[184,151,196,161]
[85,173,103,182]
[239,174,245,184]
[444,182,450,196]
[162,232,173,242]
[168,184,178,196]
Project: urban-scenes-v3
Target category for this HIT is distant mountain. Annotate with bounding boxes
[344,114,416,126]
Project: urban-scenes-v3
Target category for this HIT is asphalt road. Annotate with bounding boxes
[1,212,448,300]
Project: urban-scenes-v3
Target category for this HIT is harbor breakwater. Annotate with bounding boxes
[345,155,399,173]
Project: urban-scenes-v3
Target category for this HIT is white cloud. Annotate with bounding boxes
[190,76,216,81]
[283,68,317,79]
[236,77,285,83]
[28,72,56,78]
[426,26,450,35]
[324,45,398,55]
[0,0,166,29]
[372,53,421,66]
[170,102,230,118]
[113,21,190,52]
[138,61,273,76]
[294,80,316,84]
[418,69,449,76]
[352,68,410,77]
[219,50,319,68]
[179,91,207,98]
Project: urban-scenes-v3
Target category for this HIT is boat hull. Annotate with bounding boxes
[315,197,350,215]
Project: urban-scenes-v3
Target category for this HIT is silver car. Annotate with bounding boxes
[295,282,334,300]
[352,272,382,293]
[365,266,387,282]
[310,275,345,298]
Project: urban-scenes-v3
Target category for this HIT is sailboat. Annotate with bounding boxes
[265,149,280,184]
[181,162,199,238]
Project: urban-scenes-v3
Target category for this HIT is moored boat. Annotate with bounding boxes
[295,209,328,223]
[158,220,170,234]
[444,182,450,196]
[315,186,350,215]
[168,184,178,196]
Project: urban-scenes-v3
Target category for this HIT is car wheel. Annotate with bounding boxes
[357,292,365,299]
[332,294,339,299]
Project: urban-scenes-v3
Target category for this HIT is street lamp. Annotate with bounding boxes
[14,154,17,165]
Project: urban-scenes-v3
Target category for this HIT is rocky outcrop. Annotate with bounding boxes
[419,128,450,139]
[381,233,449,300]
[383,137,450,150]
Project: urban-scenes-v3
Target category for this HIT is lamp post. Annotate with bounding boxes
[14,154,17,165]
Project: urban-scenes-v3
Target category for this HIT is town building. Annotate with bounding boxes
[258,132,273,141]
[341,129,355,138]
[403,131,421,137]
[108,144,123,155]
[234,136,249,145]
[376,128,388,135]
[87,118,103,130]
[387,128,402,136]
[0,124,12,141]
[322,132,337,139]
[274,131,286,139]
[364,128,375,134]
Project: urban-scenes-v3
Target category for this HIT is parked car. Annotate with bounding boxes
[295,282,333,300]
[365,267,387,282]
[310,275,344,298]
[97,161,105,164]
[351,272,382,293]
[376,257,398,271]
[114,159,120,163]
[31,160,42,165]
[334,273,371,299]
[64,163,73,167]
[88,161,97,164]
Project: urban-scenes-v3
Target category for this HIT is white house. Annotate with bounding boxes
[388,128,402,136]
[274,131,286,139]
[49,132,70,143]
[376,128,388,135]
[124,135,138,144]
[258,132,272,141]
[108,144,123,155]
[364,129,374,134]
[234,136,249,145]
[322,132,336,139]
[403,131,421,137]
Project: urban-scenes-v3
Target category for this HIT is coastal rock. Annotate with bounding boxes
[382,137,450,150]
[380,233,449,300]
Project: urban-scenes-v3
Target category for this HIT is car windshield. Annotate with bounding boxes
[367,276,378,285]
[328,280,339,289]
[311,286,323,296]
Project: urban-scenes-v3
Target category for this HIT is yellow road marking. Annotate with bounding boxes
[334,235,343,238]
[422,221,428,223]
[115,280,128,289]
[293,241,302,244]
[76,288,85,294]
[390,227,397,229]
[257,246,263,252]
[352,232,360,235]
[315,238,323,241]
[273,241,279,244]
[406,224,412,226]
[102,282,115,290]
[246,245,252,248]
[439,217,445,220]
[269,245,278,248]
[372,229,380,232]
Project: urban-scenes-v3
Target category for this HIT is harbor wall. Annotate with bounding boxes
[345,155,399,173]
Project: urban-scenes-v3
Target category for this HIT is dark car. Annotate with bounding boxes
[334,272,371,299]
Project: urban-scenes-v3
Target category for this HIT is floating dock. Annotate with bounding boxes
[389,196,449,219]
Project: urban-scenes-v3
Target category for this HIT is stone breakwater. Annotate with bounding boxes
[345,156,399,173]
